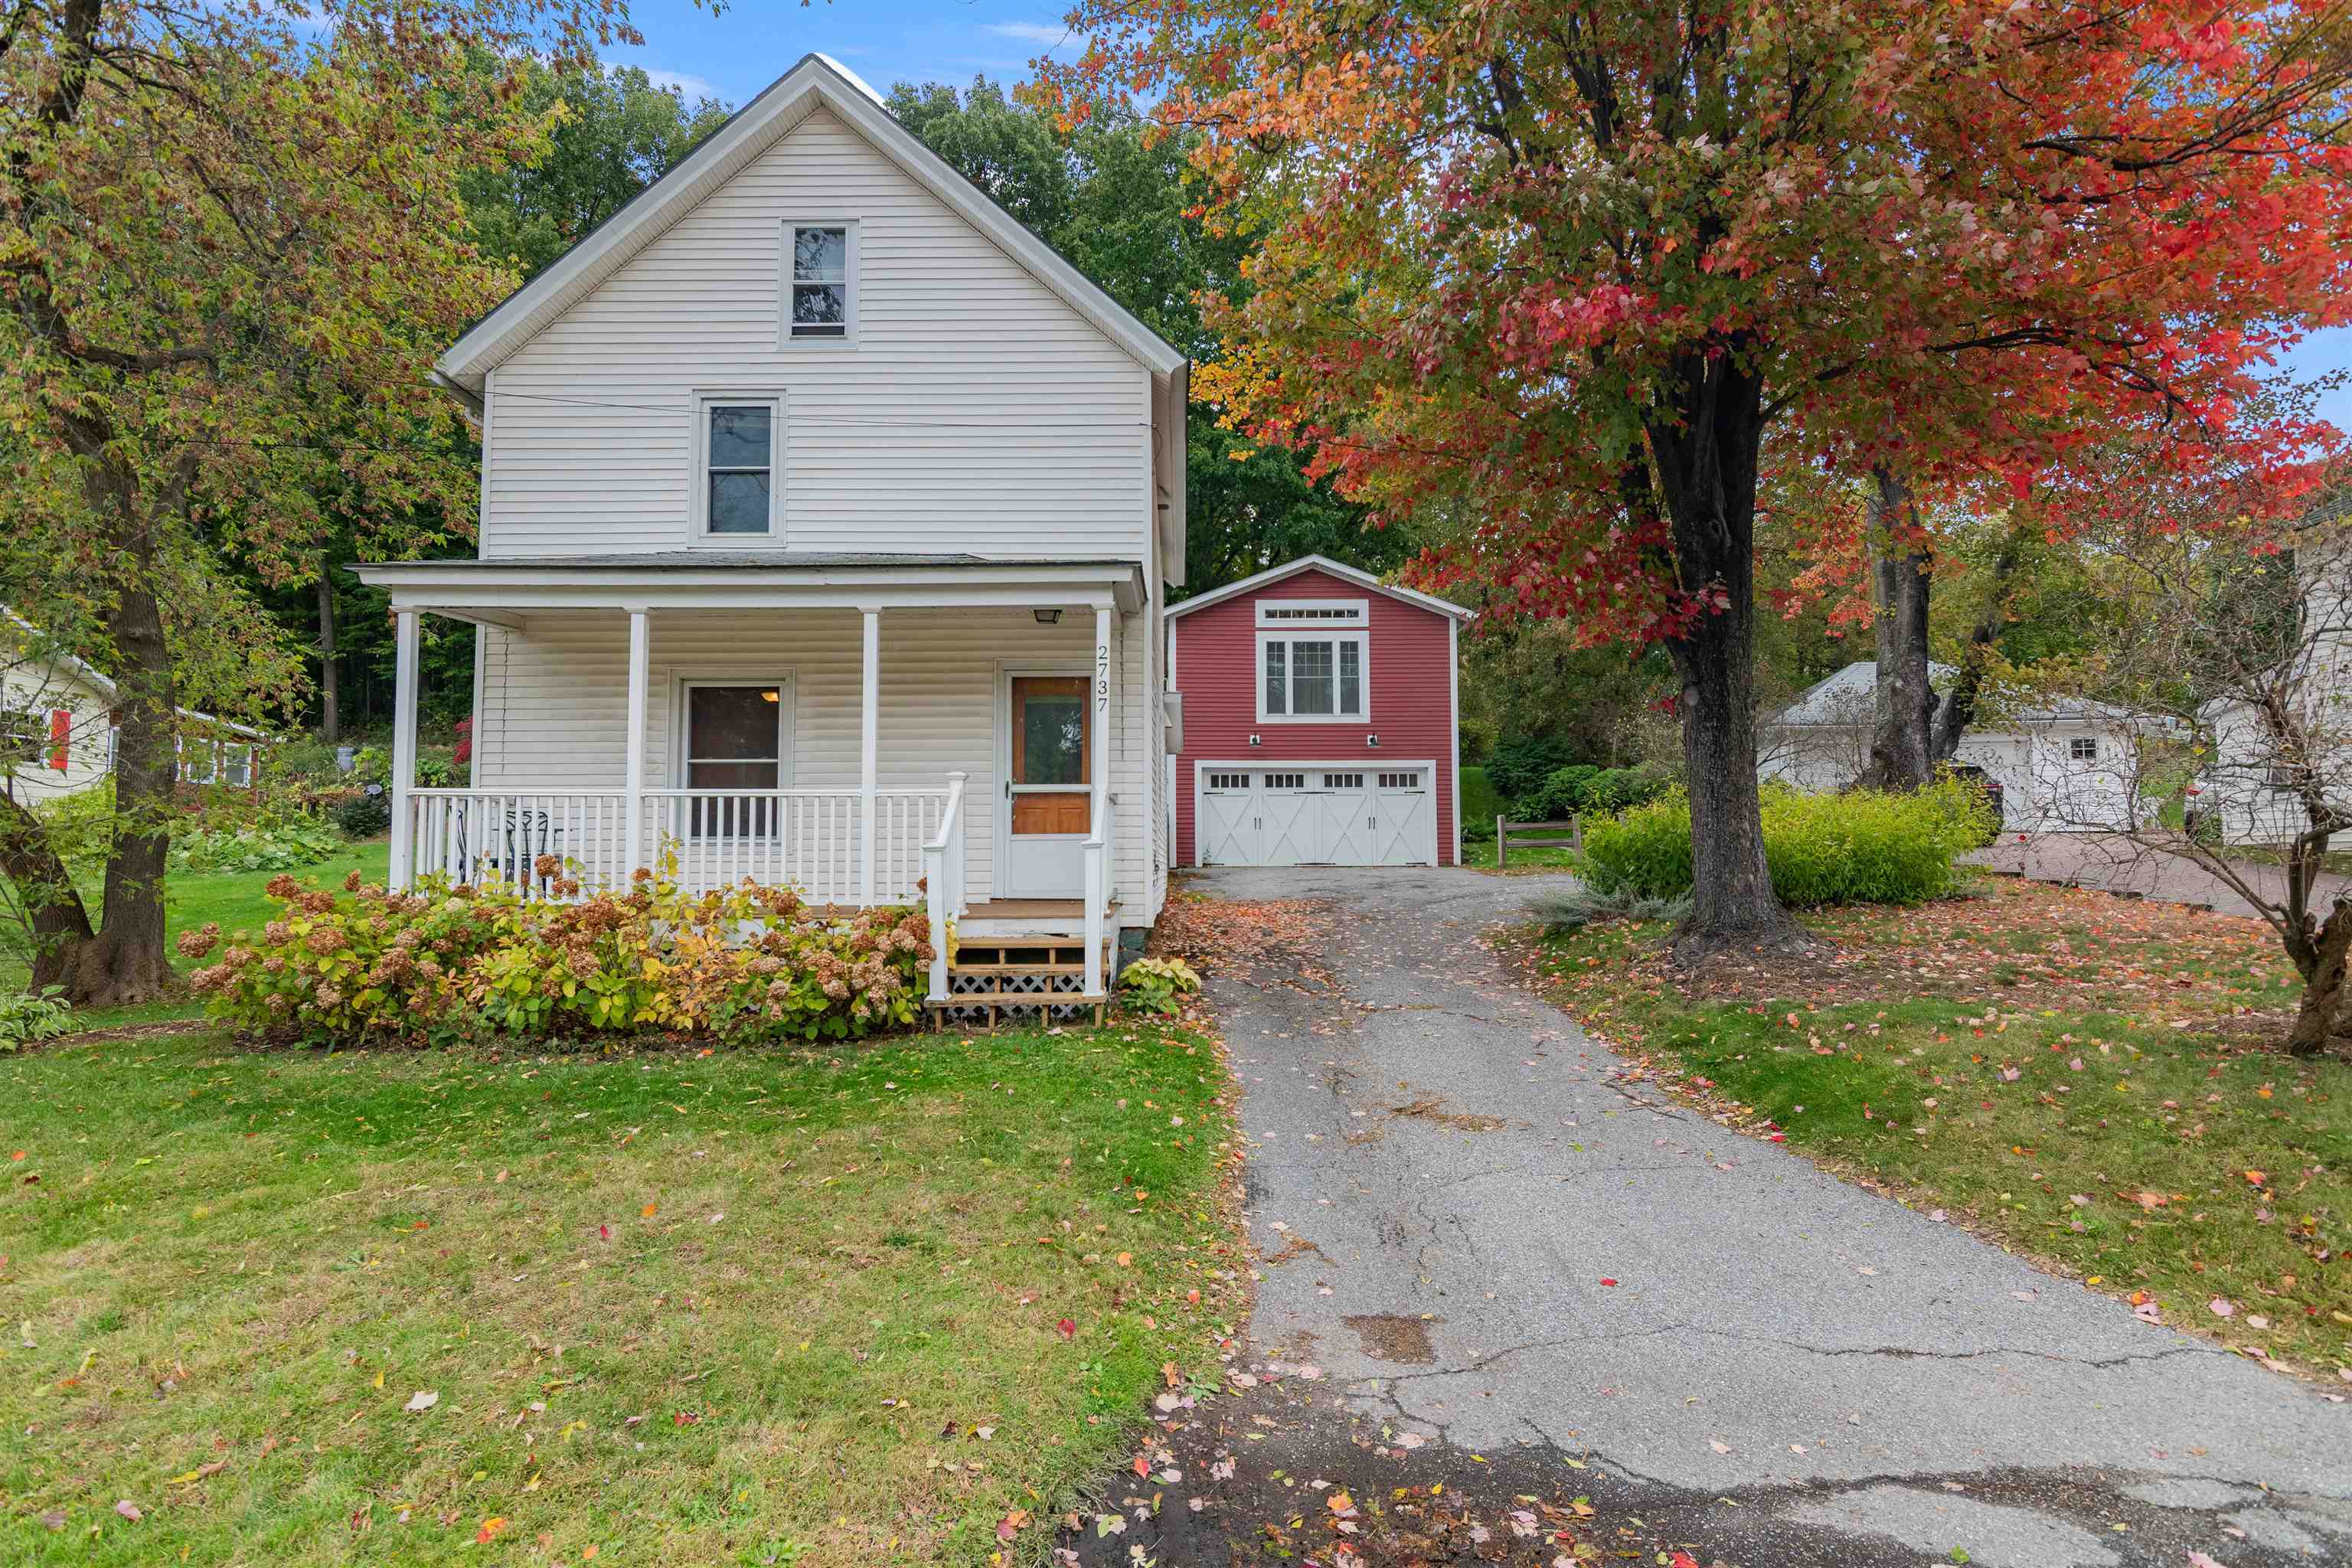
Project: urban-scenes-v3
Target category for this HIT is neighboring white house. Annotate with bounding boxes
[2,611,266,803]
[353,53,1191,1003]
[1759,661,2154,831]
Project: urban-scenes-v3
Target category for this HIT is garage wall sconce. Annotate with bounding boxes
[1366,733,1380,747]
[1248,733,1262,746]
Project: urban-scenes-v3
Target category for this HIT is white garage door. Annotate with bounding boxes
[1197,766,1434,866]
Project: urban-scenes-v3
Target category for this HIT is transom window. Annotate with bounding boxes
[1259,630,1367,722]
[700,398,777,537]
[2069,736,2100,762]
[1257,598,1367,626]
[788,224,850,339]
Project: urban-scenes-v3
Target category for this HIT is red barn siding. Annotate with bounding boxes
[1171,565,1458,865]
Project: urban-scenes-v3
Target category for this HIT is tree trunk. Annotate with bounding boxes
[317,569,340,744]
[1644,349,1806,962]
[0,789,96,991]
[1858,467,1936,792]
[1930,524,2025,763]
[47,493,181,1005]
[2287,898,2352,1057]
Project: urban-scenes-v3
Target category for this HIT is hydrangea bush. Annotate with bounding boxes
[185,859,936,1047]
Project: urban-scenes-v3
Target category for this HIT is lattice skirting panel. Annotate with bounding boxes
[934,966,1095,1025]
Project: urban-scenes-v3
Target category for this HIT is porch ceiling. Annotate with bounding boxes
[351,553,1146,616]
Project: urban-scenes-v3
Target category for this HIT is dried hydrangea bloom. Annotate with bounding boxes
[344,869,364,893]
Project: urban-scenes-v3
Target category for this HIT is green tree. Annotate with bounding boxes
[0,0,618,1002]
[463,59,733,281]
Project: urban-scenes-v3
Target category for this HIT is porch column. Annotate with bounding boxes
[622,607,649,880]
[861,606,880,903]
[1092,606,1112,855]
[387,607,420,889]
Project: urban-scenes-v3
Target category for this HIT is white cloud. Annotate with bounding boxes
[982,21,1083,51]
[641,67,725,102]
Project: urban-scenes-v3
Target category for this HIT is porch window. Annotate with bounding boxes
[787,224,850,339]
[684,684,784,835]
[702,402,776,536]
[1259,633,1366,721]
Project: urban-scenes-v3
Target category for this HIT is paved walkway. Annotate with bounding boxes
[1962,833,2350,922]
[1193,864,2350,1566]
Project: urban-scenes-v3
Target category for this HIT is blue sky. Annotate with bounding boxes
[610,1,1087,106]
[613,1,2350,430]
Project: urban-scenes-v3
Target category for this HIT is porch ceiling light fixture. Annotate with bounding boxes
[1033,608,1063,625]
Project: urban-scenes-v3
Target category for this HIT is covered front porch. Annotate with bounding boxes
[356,553,1150,1000]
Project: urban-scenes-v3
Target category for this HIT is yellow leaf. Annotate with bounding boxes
[373,1367,384,1390]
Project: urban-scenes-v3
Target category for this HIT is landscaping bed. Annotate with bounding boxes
[1517,876,2352,1380]
[0,1019,1242,1564]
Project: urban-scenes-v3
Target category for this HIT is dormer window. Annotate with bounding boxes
[787,223,852,341]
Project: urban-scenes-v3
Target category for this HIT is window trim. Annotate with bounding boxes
[1256,598,1368,628]
[690,391,786,544]
[779,219,859,347]
[1256,629,1370,724]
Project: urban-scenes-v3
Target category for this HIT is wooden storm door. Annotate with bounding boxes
[1004,675,1091,897]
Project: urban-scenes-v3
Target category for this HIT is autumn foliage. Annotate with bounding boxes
[1040,0,2352,947]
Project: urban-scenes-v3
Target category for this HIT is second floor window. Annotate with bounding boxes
[1261,634,1366,720]
[704,401,776,535]
[789,224,848,338]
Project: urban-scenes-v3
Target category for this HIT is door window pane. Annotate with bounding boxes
[688,686,781,766]
[1020,694,1086,786]
[1290,640,1335,715]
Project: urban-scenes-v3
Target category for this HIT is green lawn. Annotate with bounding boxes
[1456,832,1582,873]
[1530,877,2352,1377]
[2,841,390,1032]
[0,1018,1236,1564]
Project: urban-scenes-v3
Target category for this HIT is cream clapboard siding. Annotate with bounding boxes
[0,661,113,801]
[469,607,1150,906]
[480,107,1152,560]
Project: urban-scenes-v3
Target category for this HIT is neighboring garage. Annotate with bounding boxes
[1168,556,1472,868]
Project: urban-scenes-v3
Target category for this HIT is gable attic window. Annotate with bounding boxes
[786,223,853,341]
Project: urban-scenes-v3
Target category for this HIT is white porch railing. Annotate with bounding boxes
[923,772,969,1001]
[405,786,947,903]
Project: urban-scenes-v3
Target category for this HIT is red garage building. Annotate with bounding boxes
[1167,556,1472,867]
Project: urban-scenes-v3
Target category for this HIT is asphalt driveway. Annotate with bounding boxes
[1189,864,2350,1566]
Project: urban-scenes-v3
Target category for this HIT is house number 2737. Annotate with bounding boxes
[1096,639,1110,712]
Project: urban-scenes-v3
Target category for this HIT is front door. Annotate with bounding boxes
[1003,675,1091,897]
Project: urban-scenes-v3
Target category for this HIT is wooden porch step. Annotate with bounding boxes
[930,932,1115,1026]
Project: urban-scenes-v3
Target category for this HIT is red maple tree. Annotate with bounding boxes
[1040,0,2352,955]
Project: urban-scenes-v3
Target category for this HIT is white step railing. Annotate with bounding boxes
[923,771,969,1001]
[404,786,947,903]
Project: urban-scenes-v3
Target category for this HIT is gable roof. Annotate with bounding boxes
[1772,660,2162,733]
[437,52,1186,394]
[1164,554,1473,622]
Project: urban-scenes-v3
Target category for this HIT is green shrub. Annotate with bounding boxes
[332,791,392,838]
[1580,776,1993,907]
[0,987,71,1050]
[1118,956,1201,1015]
[1579,792,1697,900]
[187,861,935,1047]
[1533,884,1692,936]
[1485,735,1576,805]
[1459,765,1504,836]
[168,819,342,874]
[1534,761,1674,819]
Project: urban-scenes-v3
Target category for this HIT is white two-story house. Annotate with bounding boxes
[357,54,1188,1004]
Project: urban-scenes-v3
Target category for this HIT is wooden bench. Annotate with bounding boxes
[1495,815,1581,868]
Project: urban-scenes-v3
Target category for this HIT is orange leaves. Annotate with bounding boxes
[475,1517,508,1544]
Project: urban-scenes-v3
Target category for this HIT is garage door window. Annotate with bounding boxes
[1260,633,1366,721]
